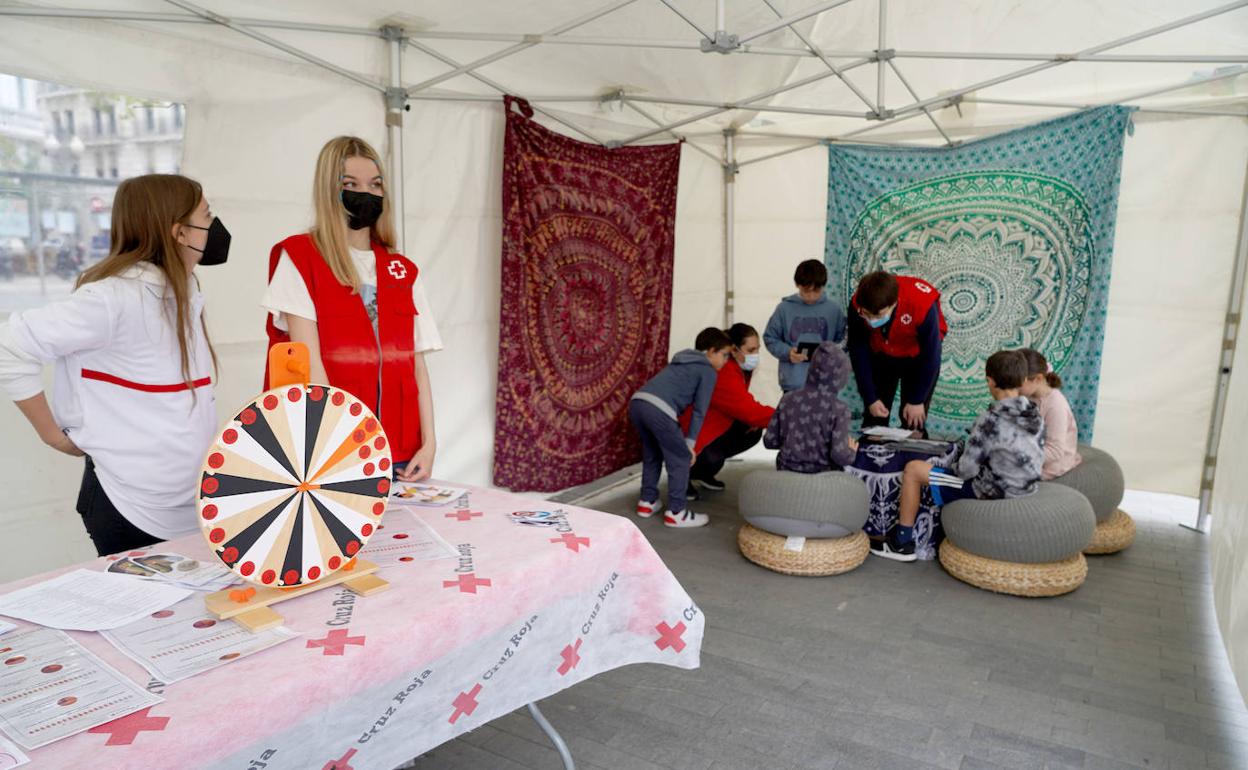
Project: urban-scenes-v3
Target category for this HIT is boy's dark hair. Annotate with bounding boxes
[794,259,828,289]
[1019,348,1063,389]
[695,326,733,352]
[985,350,1028,390]
[855,271,899,313]
[725,322,758,348]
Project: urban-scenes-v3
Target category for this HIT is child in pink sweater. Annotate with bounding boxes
[1019,349,1082,480]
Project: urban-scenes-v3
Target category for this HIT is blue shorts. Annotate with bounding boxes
[928,467,978,506]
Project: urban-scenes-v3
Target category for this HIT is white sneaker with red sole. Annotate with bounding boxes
[636,499,658,518]
[664,509,709,528]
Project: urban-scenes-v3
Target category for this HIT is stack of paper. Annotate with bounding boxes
[0,570,191,632]
[105,552,236,592]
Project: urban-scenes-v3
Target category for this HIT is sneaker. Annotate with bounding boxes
[692,476,725,492]
[868,537,885,555]
[685,484,700,501]
[872,530,917,562]
[663,509,710,528]
[636,499,658,518]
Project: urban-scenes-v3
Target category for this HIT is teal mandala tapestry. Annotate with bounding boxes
[824,106,1134,441]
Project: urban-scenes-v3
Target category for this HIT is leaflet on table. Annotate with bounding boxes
[102,596,298,684]
[0,733,28,768]
[390,482,470,507]
[105,552,235,591]
[0,627,163,750]
[0,570,190,631]
[362,509,457,566]
[0,621,14,637]
[861,426,917,440]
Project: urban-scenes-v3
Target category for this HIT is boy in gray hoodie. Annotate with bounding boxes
[876,350,1045,562]
[764,342,859,473]
[629,328,732,528]
[763,259,848,392]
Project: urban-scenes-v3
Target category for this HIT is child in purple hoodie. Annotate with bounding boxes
[764,342,859,473]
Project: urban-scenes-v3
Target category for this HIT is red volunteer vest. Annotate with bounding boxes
[851,275,948,358]
[265,234,422,462]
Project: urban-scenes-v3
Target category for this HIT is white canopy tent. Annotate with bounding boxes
[1,0,1246,698]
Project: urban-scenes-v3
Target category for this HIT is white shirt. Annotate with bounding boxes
[0,262,217,540]
[261,247,443,353]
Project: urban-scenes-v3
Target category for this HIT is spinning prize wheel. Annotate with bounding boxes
[198,382,393,588]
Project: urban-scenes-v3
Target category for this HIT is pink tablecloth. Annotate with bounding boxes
[4,483,704,769]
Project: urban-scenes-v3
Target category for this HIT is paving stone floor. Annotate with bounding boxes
[410,459,1248,770]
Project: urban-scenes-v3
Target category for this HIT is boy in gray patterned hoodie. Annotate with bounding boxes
[876,350,1045,562]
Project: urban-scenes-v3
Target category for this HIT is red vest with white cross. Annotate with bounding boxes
[851,275,948,358]
[265,233,422,462]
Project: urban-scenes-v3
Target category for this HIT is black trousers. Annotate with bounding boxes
[76,457,161,557]
[691,420,763,481]
[861,354,937,435]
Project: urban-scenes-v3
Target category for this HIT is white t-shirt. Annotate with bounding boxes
[261,247,443,353]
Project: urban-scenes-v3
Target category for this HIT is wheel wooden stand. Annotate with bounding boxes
[198,343,393,632]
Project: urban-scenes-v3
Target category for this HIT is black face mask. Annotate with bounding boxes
[341,190,384,231]
[184,218,231,266]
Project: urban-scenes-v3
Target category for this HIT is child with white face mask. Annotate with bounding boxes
[679,322,777,496]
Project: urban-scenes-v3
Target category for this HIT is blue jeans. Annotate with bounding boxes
[629,399,692,513]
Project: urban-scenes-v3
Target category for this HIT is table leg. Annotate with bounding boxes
[526,702,575,770]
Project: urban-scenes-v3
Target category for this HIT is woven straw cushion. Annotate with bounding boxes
[942,483,1095,564]
[737,523,869,576]
[738,469,869,538]
[1085,508,1136,554]
[939,540,1087,597]
[1051,445,1125,523]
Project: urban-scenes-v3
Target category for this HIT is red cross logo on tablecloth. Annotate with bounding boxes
[445,509,483,522]
[655,621,687,653]
[558,639,583,675]
[549,533,591,552]
[443,573,492,594]
[322,748,357,770]
[307,628,366,656]
[87,707,169,746]
[387,260,407,280]
[448,683,482,724]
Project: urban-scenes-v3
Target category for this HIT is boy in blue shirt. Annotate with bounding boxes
[764,259,847,392]
[629,328,732,528]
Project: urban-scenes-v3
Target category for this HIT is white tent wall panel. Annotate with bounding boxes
[1211,271,1248,705]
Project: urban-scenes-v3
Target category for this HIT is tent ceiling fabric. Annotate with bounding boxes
[6,0,1246,148]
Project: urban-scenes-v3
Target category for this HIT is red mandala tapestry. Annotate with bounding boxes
[493,97,681,492]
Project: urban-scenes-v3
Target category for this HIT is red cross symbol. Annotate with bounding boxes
[387,260,407,280]
[443,573,492,594]
[445,509,483,522]
[307,628,366,656]
[322,748,357,770]
[88,707,170,746]
[549,533,591,552]
[448,683,482,724]
[557,639,582,675]
[655,621,687,653]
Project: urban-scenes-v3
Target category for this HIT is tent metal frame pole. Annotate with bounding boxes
[723,129,737,327]
[405,38,605,145]
[761,0,877,111]
[158,0,385,92]
[658,0,713,40]
[892,50,1248,64]
[888,59,954,145]
[619,99,723,164]
[406,0,639,95]
[383,26,407,253]
[738,0,861,45]
[876,0,886,114]
[1187,157,1248,534]
[622,94,866,117]
[617,56,874,145]
[966,97,1248,119]
[737,140,824,168]
[890,0,1248,119]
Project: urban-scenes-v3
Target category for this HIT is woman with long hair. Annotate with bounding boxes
[262,136,440,481]
[0,174,229,554]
